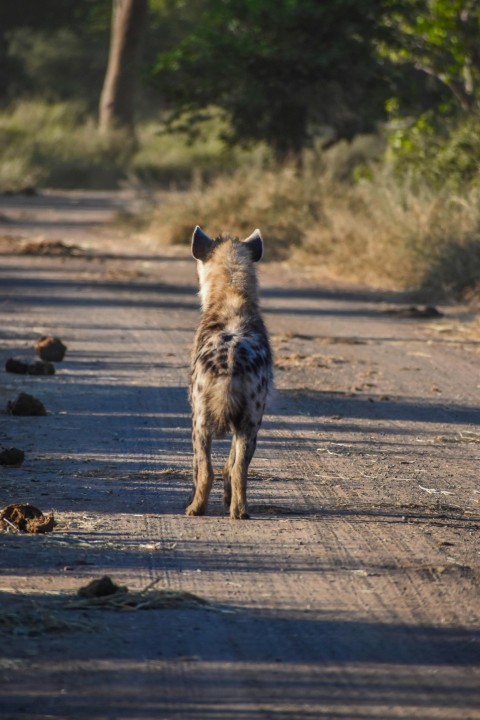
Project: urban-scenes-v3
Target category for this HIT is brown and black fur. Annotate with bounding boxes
[187,226,273,519]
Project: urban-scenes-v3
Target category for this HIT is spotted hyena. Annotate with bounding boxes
[187,225,273,519]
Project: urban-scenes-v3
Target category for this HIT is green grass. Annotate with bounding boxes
[0,101,133,189]
[0,100,256,191]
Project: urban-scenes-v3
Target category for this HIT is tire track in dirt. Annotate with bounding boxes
[0,192,479,719]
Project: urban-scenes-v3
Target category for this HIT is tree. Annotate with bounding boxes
[379,0,480,114]
[99,0,148,136]
[378,1,480,189]
[153,0,396,159]
[0,0,108,105]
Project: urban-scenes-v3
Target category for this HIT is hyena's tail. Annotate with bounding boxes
[208,333,272,436]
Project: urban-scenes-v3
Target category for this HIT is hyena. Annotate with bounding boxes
[187,225,273,519]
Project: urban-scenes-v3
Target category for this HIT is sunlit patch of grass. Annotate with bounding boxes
[1,100,479,299]
[0,100,133,189]
[148,143,480,298]
[131,114,258,188]
[0,101,250,191]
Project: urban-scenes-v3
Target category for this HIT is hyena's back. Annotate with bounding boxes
[191,320,272,438]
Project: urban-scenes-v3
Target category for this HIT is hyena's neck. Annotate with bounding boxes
[201,284,260,329]
[199,257,259,322]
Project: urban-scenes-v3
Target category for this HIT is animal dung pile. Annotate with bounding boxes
[4,335,66,375]
[0,502,55,533]
[69,576,208,611]
[21,240,82,258]
[0,447,25,466]
[5,358,55,375]
[78,576,126,599]
[35,336,67,362]
[4,333,67,392]
[385,305,444,319]
[7,392,47,416]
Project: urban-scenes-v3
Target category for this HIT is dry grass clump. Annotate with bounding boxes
[150,160,311,255]
[0,100,134,190]
[1,98,478,299]
[0,100,256,191]
[149,144,480,298]
[300,175,480,295]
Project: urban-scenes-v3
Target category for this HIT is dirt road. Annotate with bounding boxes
[1,190,479,719]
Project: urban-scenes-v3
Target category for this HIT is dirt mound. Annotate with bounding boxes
[0,502,55,533]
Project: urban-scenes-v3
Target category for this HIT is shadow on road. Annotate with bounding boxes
[1,588,479,718]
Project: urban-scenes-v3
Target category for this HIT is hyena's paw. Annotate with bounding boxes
[185,502,206,517]
[229,505,250,520]
[184,490,195,509]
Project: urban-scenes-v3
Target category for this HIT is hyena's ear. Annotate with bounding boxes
[243,229,263,262]
[192,226,214,261]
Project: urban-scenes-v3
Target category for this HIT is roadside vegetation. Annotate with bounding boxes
[145,132,480,297]
[1,1,480,299]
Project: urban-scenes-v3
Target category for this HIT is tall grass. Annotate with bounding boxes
[148,141,480,299]
[0,101,135,189]
[0,100,255,191]
[1,100,478,298]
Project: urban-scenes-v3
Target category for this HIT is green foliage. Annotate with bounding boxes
[381,2,480,189]
[0,0,111,104]
[153,0,393,158]
[379,0,480,112]
[0,100,256,191]
[6,28,108,110]
[0,101,133,189]
[387,110,480,190]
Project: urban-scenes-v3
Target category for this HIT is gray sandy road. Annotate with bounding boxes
[0,190,479,719]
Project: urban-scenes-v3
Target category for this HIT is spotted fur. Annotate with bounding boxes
[187,226,273,519]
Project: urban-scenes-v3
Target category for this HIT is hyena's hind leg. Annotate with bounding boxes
[222,442,236,510]
[186,432,214,516]
[228,432,258,520]
[185,411,199,507]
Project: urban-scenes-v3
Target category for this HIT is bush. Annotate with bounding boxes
[147,144,480,299]
[1,99,478,300]
[0,101,134,189]
[0,101,255,190]
[387,111,480,191]
[6,28,107,110]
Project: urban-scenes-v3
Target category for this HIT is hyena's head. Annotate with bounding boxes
[191,226,263,308]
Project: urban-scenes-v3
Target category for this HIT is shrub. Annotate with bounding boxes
[0,100,133,189]
[0,101,253,190]
[148,145,480,299]
[387,111,480,191]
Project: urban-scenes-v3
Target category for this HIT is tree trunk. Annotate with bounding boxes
[99,0,147,137]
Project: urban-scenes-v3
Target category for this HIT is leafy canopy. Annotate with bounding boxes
[153,0,395,157]
[379,0,480,112]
